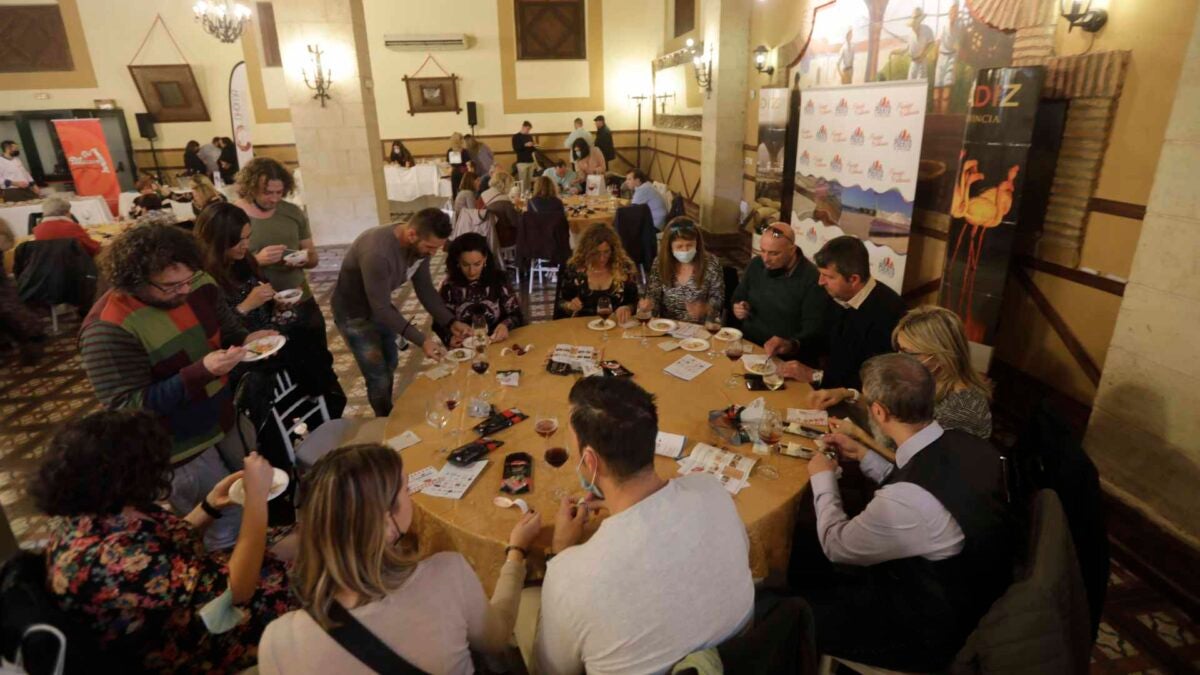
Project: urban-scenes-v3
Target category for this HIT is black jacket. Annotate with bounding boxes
[594,125,615,162]
[819,280,906,390]
[13,238,97,309]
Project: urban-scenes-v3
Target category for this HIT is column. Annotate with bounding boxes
[1083,8,1200,547]
[697,0,752,233]
[273,0,389,245]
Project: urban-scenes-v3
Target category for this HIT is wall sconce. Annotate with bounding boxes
[754,45,775,77]
[690,43,713,96]
[1060,0,1107,32]
[302,44,333,107]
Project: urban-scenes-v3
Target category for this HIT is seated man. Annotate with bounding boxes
[534,376,754,675]
[33,197,99,257]
[731,222,832,362]
[0,140,40,201]
[796,354,1014,671]
[625,169,667,230]
[770,235,904,393]
[79,224,278,550]
[542,161,579,194]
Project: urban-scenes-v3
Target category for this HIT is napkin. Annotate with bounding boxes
[654,432,687,458]
[386,430,421,451]
[658,340,681,352]
[421,363,455,380]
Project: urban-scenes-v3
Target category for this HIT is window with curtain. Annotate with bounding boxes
[515,0,586,61]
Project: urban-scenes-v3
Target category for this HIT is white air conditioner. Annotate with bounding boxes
[384,34,470,50]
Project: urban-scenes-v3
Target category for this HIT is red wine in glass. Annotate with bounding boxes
[725,344,744,361]
[471,360,490,375]
[544,447,569,467]
[445,398,458,411]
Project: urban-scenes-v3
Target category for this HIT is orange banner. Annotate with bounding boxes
[52,119,119,216]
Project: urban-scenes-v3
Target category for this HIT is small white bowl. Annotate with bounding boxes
[273,289,302,305]
[283,251,308,266]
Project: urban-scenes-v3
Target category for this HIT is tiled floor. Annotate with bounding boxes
[1,246,1197,673]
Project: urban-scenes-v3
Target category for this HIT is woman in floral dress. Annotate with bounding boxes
[35,410,298,673]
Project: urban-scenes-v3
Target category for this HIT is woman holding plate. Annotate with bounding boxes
[553,224,638,322]
[638,216,724,323]
[437,233,524,346]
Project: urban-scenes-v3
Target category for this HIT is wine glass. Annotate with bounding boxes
[471,313,489,351]
[724,340,745,388]
[758,408,783,454]
[704,306,723,358]
[536,410,570,499]
[439,386,462,435]
[425,400,450,453]
[596,296,613,341]
[635,305,653,346]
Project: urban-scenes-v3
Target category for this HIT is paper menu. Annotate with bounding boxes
[787,408,829,427]
[663,355,712,381]
[654,432,687,458]
[669,323,711,340]
[422,460,489,499]
[551,344,598,370]
[677,443,756,495]
[386,430,422,452]
[407,467,440,494]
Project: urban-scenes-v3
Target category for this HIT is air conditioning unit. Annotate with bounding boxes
[384,34,470,50]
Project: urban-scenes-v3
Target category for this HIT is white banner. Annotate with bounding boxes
[790,80,927,293]
[229,61,255,168]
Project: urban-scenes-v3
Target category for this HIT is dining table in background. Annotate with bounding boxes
[3,221,130,274]
[384,162,453,202]
[0,195,113,235]
[384,317,820,594]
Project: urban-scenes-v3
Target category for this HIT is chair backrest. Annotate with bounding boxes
[483,199,519,248]
[721,265,741,326]
[952,489,1092,674]
[710,593,818,675]
[26,213,43,236]
[614,203,654,267]
[516,210,570,265]
[13,238,97,307]
[667,193,687,222]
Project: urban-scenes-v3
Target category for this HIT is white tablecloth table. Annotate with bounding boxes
[0,195,113,234]
[384,163,452,201]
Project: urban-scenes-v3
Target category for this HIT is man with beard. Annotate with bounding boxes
[730,222,832,364]
[332,208,471,417]
[80,224,278,550]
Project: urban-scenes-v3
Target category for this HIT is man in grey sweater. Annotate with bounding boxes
[332,208,470,416]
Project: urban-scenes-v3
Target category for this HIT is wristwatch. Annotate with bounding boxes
[846,388,860,404]
[504,545,528,559]
[811,369,824,386]
[201,498,223,519]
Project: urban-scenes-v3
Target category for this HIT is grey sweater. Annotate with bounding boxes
[331,225,453,346]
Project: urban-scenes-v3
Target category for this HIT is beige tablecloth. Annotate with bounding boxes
[384,317,821,593]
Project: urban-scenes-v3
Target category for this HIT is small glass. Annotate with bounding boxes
[763,358,785,391]
[704,306,722,358]
[425,400,450,453]
[471,314,489,351]
[758,408,783,453]
[724,340,745,388]
[635,305,653,346]
[596,296,613,341]
[439,386,463,436]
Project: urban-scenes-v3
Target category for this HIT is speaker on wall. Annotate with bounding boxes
[135,112,157,140]
[467,101,478,128]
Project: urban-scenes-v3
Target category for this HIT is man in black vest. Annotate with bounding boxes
[797,353,1014,671]
[593,115,615,163]
[769,236,905,406]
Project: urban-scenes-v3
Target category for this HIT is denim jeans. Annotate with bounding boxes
[335,316,399,417]
[169,443,243,551]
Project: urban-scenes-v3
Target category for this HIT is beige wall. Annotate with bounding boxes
[0,0,295,149]
[362,0,663,140]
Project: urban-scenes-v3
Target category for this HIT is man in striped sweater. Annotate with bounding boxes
[79,224,278,549]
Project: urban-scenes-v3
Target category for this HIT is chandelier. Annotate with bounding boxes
[192,1,252,43]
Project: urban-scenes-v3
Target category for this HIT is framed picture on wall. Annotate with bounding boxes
[127,64,210,123]
[403,75,461,115]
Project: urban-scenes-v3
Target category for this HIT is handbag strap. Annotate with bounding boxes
[309,602,428,675]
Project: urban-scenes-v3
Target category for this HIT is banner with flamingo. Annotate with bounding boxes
[790,79,928,294]
[939,66,1050,344]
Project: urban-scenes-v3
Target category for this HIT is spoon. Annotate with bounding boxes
[492,496,530,513]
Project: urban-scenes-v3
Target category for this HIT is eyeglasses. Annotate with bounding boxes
[149,271,201,294]
[764,224,793,240]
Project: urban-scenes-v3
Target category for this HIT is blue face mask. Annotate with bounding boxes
[576,452,605,499]
[672,249,696,264]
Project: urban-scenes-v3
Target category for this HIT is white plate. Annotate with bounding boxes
[241,335,286,362]
[587,318,617,331]
[463,336,489,350]
[273,289,302,305]
[679,338,709,352]
[228,468,290,505]
[744,360,777,376]
[647,318,678,333]
[283,251,308,265]
[445,347,474,363]
[714,327,743,342]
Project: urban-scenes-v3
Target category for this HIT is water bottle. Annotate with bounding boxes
[213,170,224,189]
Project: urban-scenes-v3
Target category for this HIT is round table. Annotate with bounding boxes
[516,195,629,237]
[384,317,819,593]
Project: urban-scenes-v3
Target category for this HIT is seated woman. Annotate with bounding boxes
[190,174,227,218]
[638,217,724,323]
[437,233,523,346]
[480,170,514,206]
[37,410,296,674]
[553,223,637,322]
[815,305,993,444]
[258,443,541,674]
[453,171,480,221]
[571,137,607,179]
[527,175,565,214]
[387,140,415,167]
[195,203,345,413]
[447,132,471,197]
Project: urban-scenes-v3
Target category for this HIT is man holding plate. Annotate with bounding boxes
[80,224,279,551]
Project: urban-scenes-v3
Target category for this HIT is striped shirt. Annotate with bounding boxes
[79,274,247,464]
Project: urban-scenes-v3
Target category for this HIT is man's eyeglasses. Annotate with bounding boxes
[149,271,201,294]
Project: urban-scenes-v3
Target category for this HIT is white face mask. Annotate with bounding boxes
[672,249,696,264]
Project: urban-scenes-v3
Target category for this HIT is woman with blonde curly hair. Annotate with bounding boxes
[258,444,540,674]
[553,223,638,322]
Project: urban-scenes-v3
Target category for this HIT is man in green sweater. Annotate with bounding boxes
[730,222,832,365]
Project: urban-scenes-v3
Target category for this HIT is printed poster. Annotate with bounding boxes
[51,119,119,216]
[229,62,255,168]
[790,80,928,293]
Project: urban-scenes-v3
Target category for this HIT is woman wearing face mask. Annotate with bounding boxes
[437,233,524,346]
[258,444,541,674]
[637,217,724,323]
[553,224,638,322]
[387,140,415,167]
[571,137,606,177]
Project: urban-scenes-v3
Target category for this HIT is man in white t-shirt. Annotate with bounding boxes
[532,376,755,675]
[0,140,40,201]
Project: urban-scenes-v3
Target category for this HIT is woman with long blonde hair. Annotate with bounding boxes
[638,217,724,322]
[259,444,540,673]
[554,223,639,322]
